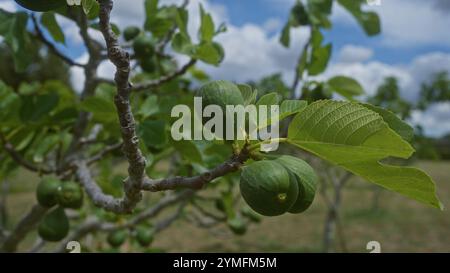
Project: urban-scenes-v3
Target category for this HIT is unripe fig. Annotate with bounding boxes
[240,160,299,216]
[38,206,70,242]
[274,156,317,214]
[36,177,62,208]
[107,230,128,248]
[57,181,84,209]
[133,35,155,58]
[196,80,245,141]
[197,80,244,111]
[140,57,157,73]
[135,226,154,247]
[123,26,141,41]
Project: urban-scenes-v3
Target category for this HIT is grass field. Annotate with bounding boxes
[2,160,449,253]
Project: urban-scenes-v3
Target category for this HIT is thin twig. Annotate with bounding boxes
[0,205,49,253]
[142,149,248,192]
[132,59,197,92]
[31,14,85,67]
[0,133,54,175]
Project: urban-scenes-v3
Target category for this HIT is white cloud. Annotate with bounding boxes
[70,53,115,93]
[323,51,450,101]
[263,18,282,33]
[0,0,17,11]
[411,103,450,137]
[332,0,450,48]
[337,45,374,63]
[200,25,308,84]
[321,51,450,137]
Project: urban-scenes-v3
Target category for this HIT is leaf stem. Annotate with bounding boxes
[248,138,289,151]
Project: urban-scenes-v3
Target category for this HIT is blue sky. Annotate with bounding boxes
[1,0,450,137]
[209,0,450,64]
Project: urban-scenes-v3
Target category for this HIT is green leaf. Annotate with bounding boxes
[145,0,159,19]
[258,100,307,130]
[138,95,159,119]
[172,140,203,163]
[0,81,21,126]
[79,96,116,123]
[308,0,333,15]
[139,120,168,149]
[289,1,309,27]
[175,7,189,36]
[145,6,176,37]
[172,32,193,55]
[359,12,381,36]
[255,93,279,130]
[327,76,364,100]
[193,42,223,65]
[237,84,257,106]
[86,1,100,20]
[280,23,290,48]
[82,0,94,14]
[198,4,215,42]
[256,92,279,106]
[308,43,332,76]
[20,93,59,123]
[361,103,414,142]
[0,10,31,72]
[287,100,442,209]
[215,22,227,35]
[338,0,381,36]
[280,100,307,120]
[31,134,60,163]
[41,12,65,44]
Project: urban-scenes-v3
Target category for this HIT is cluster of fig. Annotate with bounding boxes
[106,225,155,251]
[36,178,83,242]
[240,156,317,217]
[197,80,318,217]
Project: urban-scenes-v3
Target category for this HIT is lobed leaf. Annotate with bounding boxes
[287,100,442,209]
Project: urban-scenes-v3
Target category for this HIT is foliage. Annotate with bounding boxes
[0,0,443,253]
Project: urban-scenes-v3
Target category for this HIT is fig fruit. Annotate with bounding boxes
[123,26,141,41]
[107,230,127,248]
[133,35,155,57]
[36,177,62,208]
[56,181,84,209]
[38,206,70,242]
[135,226,154,247]
[240,160,298,216]
[274,156,317,214]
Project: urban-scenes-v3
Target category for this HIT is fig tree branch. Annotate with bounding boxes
[54,190,192,252]
[31,14,86,68]
[85,142,123,165]
[191,200,226,222]
[142,149,249,192]
[132,58,197,92]
[155,0,190,56]
[0,204,49,253]
[63,10,104,165]
[97,0,147,212]
[290,39,310,99]
[0,133,55,175]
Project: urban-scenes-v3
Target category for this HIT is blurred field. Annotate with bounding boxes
[3,160,449,253]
